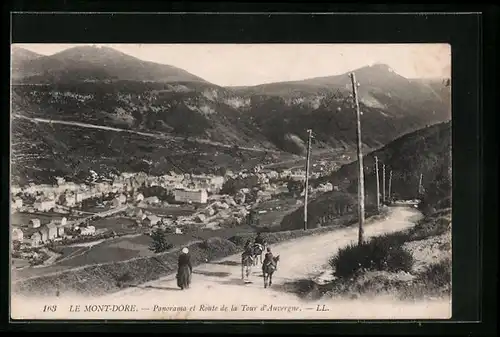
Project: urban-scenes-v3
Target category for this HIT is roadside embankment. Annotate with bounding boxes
[283,207,451,302]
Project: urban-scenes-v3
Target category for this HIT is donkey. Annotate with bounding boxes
[262,255,280,288]
[252,243,265,266]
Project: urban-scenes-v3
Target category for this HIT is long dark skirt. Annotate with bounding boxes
[177,265,192,290]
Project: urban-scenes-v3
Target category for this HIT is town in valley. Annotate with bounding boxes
[11,163,338,274]
[10,43,452,319]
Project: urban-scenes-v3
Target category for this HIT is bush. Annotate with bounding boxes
[115,271,133,287]
[220,179,238,195]
[198,240,210,249]
[286,178,304,197]
[418,258,451,288]
[228,235,248,247]
[409,215,450,241]
[149,229,173,253]
[330,233,414,279]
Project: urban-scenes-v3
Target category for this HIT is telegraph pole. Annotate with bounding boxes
[350,73,365,246]
[374,156,380,212]
[303,129,313,231]
[382,163,386,205]
[388,170,393,203]
[418,173,423,196]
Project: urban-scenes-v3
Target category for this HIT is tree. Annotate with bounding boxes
[149,228,173,253]
[215,166,227,176]
[287,178,304,197]
[221,178,238,195]
[247,209,257,226]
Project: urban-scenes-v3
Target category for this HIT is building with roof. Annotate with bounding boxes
[174,188,208,204]
[12,227,24,242]
[39,223,58,242]
[80,226,96,236]
[112,194,127,207]
[143,215,161,227]
[56,223,67,237]
[29,219,41,229]
[11,198,23,211]
[59,193,76,207]
[25,232,42,247]
[34,199,56,212]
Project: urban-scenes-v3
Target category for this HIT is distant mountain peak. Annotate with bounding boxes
[353,63,397,75]
[11,46,43,61]
[371,63,391,69]
[12,45,210,84]
[51,45,139,62]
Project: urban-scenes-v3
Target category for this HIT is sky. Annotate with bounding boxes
[14,43,451,87]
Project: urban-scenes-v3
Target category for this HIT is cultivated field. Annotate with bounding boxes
[136,205,197,218]
[13,223,257,281]
[91,216,137,233]
[252,195,304,230]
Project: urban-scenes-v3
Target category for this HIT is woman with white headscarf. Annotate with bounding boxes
[177,247,192,290]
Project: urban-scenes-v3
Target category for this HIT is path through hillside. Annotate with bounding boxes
[12,206,451,320]
[13,114,280,154]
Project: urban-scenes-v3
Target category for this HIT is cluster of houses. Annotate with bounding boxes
[11,216,97,250]
[11,171,225,215]
[12,218,66,248]
[131,209,182,234]
[12,163,333,217]
[107,187,208,209]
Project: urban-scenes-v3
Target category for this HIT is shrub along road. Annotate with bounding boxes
[12,206,451,320]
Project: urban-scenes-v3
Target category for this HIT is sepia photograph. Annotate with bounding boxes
[10,43,452,320]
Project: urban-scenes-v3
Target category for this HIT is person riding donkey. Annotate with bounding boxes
[261,246,280,288]
[243,239,255,264]
[244,239,253,254]
[253,232,267,264]
[254,232,266,247]
[262,247,277,271]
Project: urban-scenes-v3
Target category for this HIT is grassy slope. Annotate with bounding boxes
[11,116,293,185]
[280,121,451,231]
[322,208,452,301]
[315,120,451,197]
[281,122,452,300]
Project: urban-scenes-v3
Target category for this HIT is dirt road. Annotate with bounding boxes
[12,206,451,320]
[13,114,279,154]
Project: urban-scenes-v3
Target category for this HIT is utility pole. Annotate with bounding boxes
[382,163,386,205]
[388,170,393,203]
[418,173,423,196]
[374,156,380,212]
[350,72,365,246]
[304,129,313,231]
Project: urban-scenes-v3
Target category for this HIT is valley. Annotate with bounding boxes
[10,44,452,319]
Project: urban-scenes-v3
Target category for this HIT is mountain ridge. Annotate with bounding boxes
[11,46,210,84]
[12,46,450,87]
[10,45,451,184]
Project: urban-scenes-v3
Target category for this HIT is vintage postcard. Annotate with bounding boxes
[10,43,452,320]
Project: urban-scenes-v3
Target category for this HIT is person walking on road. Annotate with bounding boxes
[177,247,193,290]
